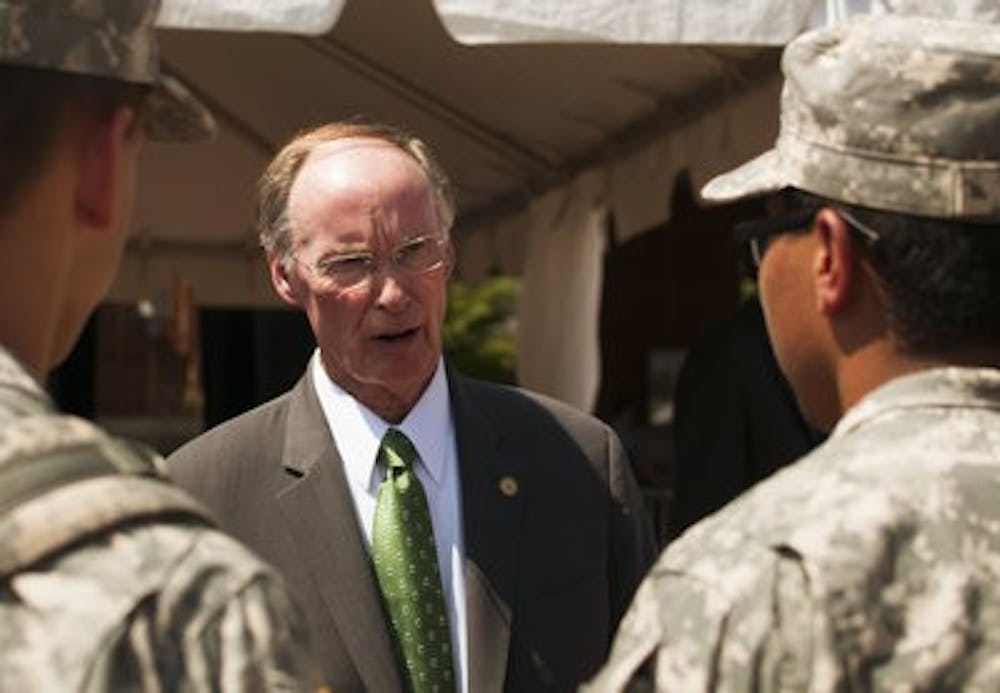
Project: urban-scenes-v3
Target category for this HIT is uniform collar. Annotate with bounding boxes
[831,366,1000,440]
[0,346,52,411]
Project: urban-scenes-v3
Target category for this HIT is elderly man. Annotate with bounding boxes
[168,120,655,692]
[0,0,314,689]
[588,14,1000,692]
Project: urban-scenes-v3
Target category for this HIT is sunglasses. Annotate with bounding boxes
[734,206,880,279]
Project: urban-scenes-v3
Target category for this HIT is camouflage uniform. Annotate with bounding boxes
[0,1,314,689]
[587,367,1000,691]
[0,347,315,690]
[589,14,1000,693]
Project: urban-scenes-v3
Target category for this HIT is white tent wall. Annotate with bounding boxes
[515,172,608,413]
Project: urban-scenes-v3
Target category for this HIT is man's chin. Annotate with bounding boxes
[358,360,436,395]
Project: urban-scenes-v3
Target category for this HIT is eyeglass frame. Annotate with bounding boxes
[734,205,880,278]
[290,233,451,291]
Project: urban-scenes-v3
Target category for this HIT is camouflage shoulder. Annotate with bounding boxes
[1,518,314,691]
[151,524,319,689]
[0,412,213,576]
[586,519,807,691]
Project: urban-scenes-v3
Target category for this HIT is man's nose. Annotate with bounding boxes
[372,264,411,311]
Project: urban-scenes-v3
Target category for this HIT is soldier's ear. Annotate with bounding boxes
[812,207,856,315]
[75,105,138,230]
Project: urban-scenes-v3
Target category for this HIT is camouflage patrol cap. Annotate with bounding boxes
[702,15,1000,222]
[0,0,214,141]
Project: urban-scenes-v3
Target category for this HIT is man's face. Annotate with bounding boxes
[274,138,452,417]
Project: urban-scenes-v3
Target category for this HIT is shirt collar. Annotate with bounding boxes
[311,351,452,491]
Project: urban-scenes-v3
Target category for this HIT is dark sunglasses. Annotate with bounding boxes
[734,206,880,279]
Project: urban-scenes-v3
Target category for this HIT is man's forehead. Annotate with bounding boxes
[305,137,408,167]
[292,137,426,193]
[288,136,436,227]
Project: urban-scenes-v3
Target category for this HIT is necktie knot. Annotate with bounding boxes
[380,428,418,475]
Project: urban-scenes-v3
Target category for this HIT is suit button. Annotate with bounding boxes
[498,476,519,497]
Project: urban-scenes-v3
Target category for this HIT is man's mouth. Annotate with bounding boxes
[374,327,419,343]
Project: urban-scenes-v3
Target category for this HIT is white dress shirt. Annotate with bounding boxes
[311,352,468,692]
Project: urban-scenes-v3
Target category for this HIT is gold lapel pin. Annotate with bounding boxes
[498,475,519,497]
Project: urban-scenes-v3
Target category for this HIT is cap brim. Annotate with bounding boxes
[144,73,216,142]
[700,147,789,204]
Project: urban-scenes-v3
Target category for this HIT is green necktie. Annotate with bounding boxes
[372,428,455,693]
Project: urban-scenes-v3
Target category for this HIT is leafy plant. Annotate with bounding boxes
[443,276,519,384]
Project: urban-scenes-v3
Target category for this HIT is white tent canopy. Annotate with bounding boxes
[158,0,1000,41]
[119,0,997,411]
[436,0,837,44]
[159,0,344,34]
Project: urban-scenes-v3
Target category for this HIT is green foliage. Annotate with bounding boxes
[739,276,759,303]
[443,276,519,384]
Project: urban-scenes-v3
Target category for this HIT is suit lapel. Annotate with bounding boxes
[450,371,525,693]
[275,375,402,692]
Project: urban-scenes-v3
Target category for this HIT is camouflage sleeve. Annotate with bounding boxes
[585,544,816,692]
[89,527,318,692]
[171,572,316,691]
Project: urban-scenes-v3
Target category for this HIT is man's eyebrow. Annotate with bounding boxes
[316,244,373,259]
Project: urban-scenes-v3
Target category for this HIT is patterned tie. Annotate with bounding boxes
[372,428,455,693]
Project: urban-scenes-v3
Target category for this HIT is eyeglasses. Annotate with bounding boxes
[735,206,880,279]
[293,234,448,291]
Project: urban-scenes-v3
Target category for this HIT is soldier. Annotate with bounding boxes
[587,15,1000,692]
[0,0,315,689]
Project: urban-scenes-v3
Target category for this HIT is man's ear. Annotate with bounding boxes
[76,105,137,230]
[269,254,302,308]
[812,207,857,315]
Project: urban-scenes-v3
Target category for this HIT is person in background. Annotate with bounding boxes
[169,119,655,692]
[0,1,315,689]
[588,15,1000,691]
[670,296,822,536]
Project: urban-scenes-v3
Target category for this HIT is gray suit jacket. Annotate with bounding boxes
[168,366,654,692]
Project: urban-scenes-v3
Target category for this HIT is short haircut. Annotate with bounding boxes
[0,65,148,215]
[787,189,1000,355]
[256,119,456,267]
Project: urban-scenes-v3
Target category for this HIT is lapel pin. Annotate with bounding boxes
[498,475,519,497]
